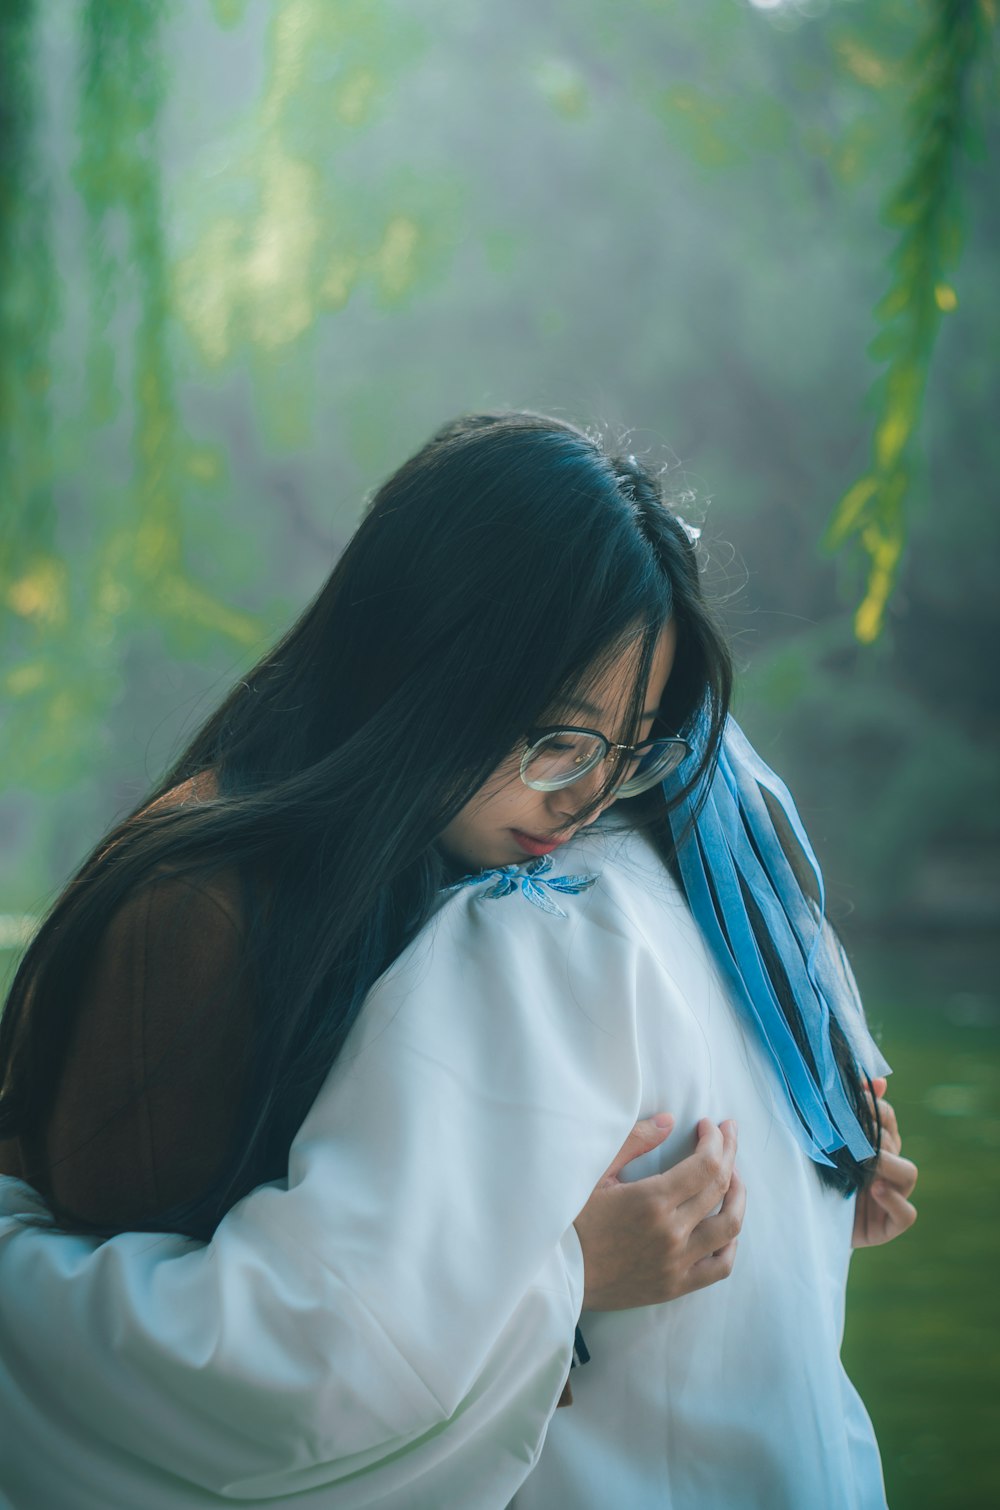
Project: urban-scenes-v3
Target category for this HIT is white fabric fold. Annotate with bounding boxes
[0,824,885,1509]
[0,854,636,1509]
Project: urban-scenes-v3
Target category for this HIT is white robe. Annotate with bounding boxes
[0,823,885,1509]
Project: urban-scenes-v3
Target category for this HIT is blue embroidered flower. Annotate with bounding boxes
[445,853,597,918]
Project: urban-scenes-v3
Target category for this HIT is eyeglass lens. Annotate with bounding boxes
[521,732,686,794]
[521,730,605,790]
[616,739,687,793]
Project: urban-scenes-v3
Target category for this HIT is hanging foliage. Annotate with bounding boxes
[0,0,76,809]
[2,0,997,932]
[0,0,60,655]
[2,3,268,800]
[171,0,437,450]
[77,0,264,653]
[825,0,996,643]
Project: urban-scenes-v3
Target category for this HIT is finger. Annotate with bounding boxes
[688,1170,746,1259]
[875,1152,918,1197]
[674,1119,739,1224]
[871,1182,917,1234]
[602,1113,676,1182]
[685,1237,739,1293]
[862,1088,901,1154]
[638,1119,722,1202]
[877,1099,901,1151]
[852,1191,873,1248]
[872,1104,901,1157]
[863,1081,889,1115]
[855,1189,896,1248]
[862,1083,891,1114]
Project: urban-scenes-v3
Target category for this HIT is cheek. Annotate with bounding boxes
[439,757,537,867]
[474,760,530,820]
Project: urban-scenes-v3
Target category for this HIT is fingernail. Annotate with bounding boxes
[653,1113,673,1129]
[872,1181,887,1198]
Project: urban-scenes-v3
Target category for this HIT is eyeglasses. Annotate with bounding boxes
[520,725,689,798]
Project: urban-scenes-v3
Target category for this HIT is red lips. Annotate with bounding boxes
[510,829,567,858]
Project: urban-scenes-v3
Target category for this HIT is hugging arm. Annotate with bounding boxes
[0,889,648,1506]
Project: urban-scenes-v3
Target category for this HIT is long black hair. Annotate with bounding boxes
[0,411,870,1239]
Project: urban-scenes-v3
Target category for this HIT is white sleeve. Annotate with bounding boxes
[0,877,642,1507]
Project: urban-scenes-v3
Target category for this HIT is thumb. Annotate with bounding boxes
[603,1113,675,1182]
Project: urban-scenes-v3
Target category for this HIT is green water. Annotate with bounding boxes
[2,936,997,1504]
[843,936,1000,1509]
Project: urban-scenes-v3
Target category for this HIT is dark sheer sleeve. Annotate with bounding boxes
[20,870,253,1228]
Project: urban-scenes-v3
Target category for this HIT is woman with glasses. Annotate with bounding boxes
[0,412,915,1508]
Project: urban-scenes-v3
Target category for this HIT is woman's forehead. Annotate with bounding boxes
[557,623,676,725]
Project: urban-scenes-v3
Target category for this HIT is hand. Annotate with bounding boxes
[574,1115,744,1311]
[852,1077,918,1248]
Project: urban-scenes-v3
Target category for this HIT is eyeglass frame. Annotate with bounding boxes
[519,723,690,797]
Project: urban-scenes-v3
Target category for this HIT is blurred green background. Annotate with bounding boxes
[1,2,998,1505]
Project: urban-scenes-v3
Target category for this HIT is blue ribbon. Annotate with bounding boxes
[663,715,887,1167]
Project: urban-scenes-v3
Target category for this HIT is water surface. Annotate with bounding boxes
[843,935,1000,1509]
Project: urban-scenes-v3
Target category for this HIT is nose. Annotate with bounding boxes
[548,761,613,829]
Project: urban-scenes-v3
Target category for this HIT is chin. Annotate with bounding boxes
[481,845,517,868]
[475,839,521,869]
[441,839,498,873]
